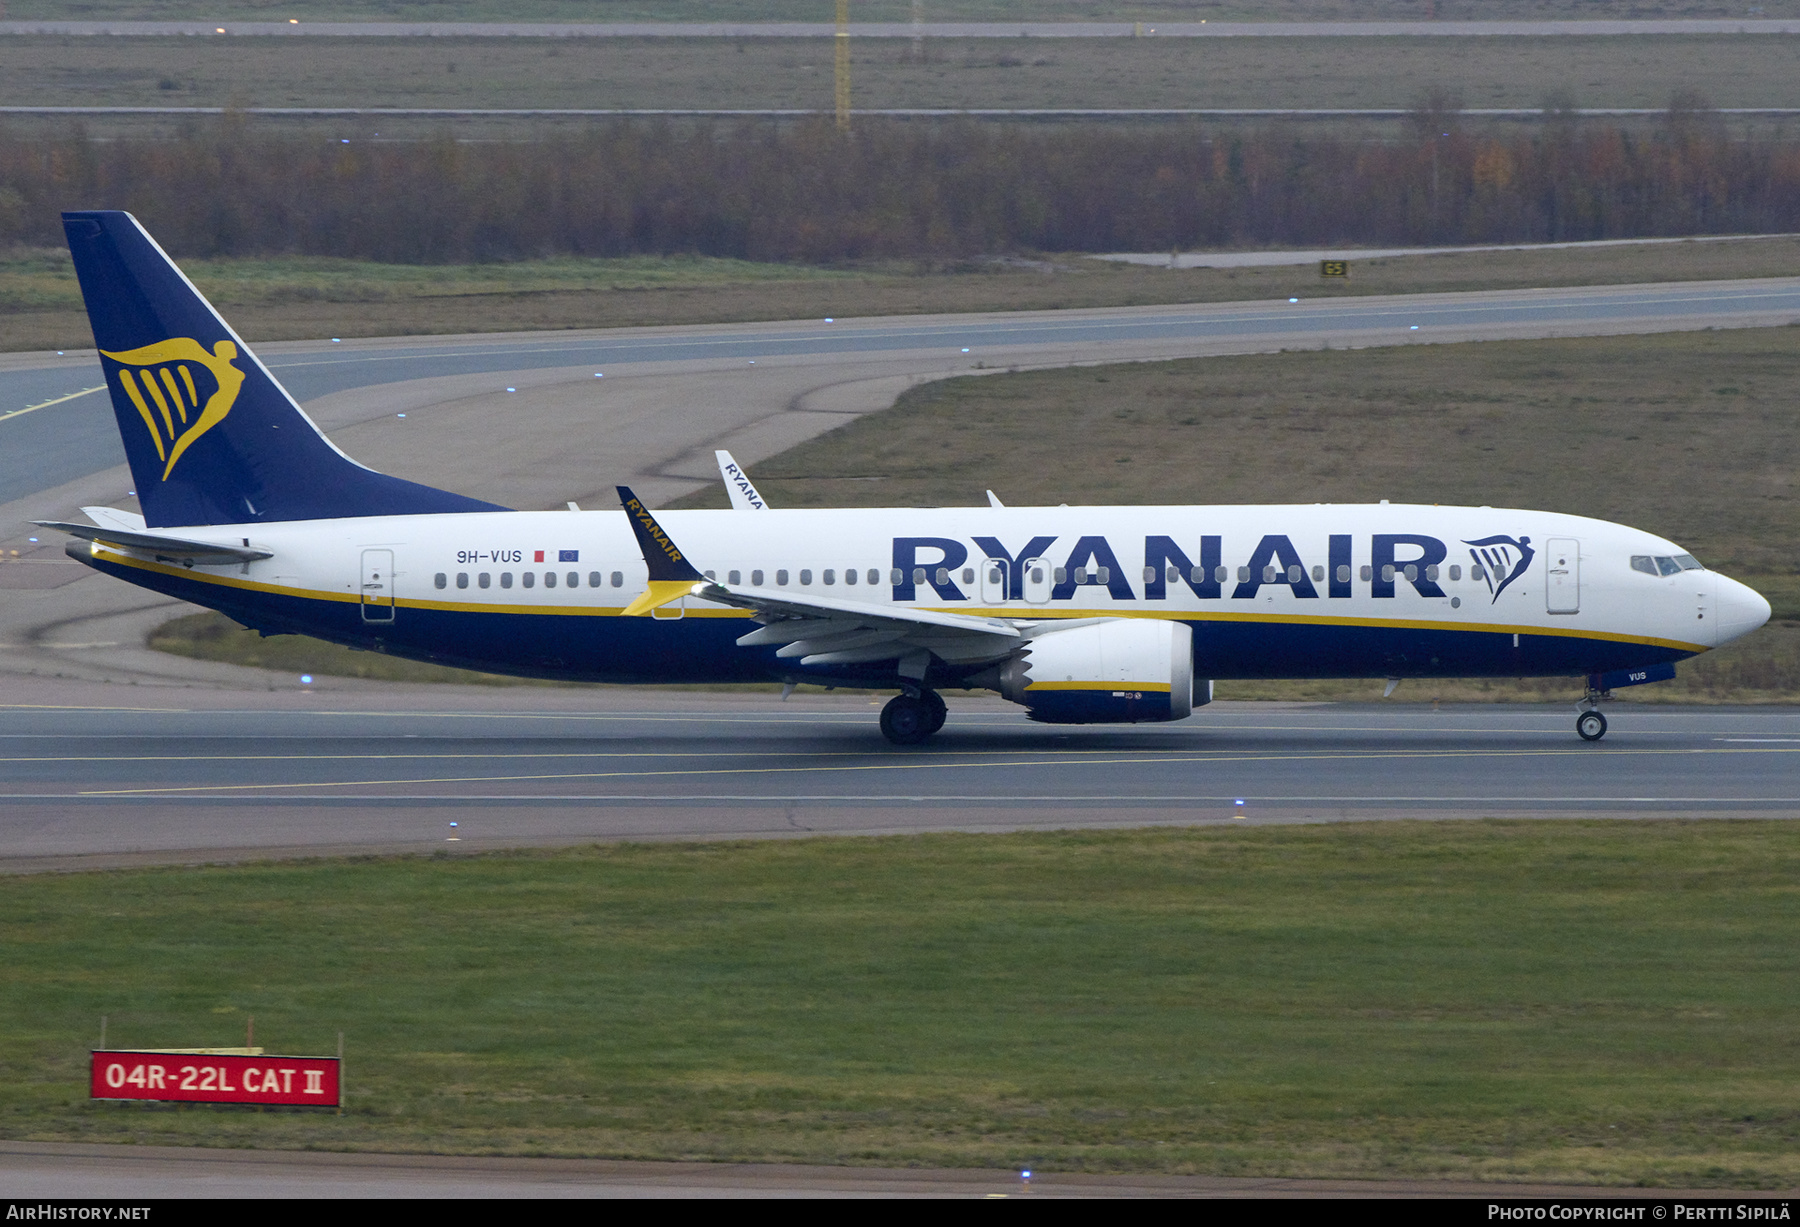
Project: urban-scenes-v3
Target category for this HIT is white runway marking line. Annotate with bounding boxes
[0,385,106,425]
[13,793,1800,806]
[70,744,1800,796]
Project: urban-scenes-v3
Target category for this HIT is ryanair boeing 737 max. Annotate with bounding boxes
[40,212,1773,743]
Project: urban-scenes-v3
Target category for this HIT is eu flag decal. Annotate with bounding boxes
[559,550,579,562]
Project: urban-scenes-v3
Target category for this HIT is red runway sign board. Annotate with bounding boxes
[91,1051,340,1106]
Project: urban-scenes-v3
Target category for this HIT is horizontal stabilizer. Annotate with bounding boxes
[36,520,272,566]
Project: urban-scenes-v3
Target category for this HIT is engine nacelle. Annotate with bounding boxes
[999,619,1206,724]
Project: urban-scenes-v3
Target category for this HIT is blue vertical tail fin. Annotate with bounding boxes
[62,211,507,527]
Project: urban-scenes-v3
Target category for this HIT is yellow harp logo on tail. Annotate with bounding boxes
[101,338,245,481]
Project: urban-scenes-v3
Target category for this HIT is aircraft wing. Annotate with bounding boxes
[35,520,272,565]
[703,580,1022,666]
[615,484,1018,665]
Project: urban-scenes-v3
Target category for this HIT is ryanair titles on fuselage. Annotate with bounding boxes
[436,522,1537,607]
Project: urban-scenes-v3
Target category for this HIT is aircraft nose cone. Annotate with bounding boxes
[1714,575,1772,647]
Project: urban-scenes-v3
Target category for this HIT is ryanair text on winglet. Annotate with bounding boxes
[625,496,685,564]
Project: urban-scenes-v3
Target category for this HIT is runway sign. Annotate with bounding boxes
[1320,260,1349,277]
[91,1051,340,1106]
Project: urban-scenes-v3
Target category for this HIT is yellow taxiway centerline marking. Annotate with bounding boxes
[0,385,107,424]
[76,744,1800,795]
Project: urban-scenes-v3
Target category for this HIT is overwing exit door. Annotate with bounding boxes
[361,549,395,623]
[1545,538,1579,614]
[980,557,1009,605]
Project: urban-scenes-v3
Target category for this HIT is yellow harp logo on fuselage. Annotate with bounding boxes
[101,338,245,481]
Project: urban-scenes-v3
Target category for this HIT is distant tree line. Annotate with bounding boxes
[2,109,1796,262]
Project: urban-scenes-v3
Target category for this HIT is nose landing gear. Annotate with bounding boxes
[880,688,947,745]
[1576,676,1610,741]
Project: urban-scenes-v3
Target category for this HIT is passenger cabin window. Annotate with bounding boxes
[1312,565,1325,582]
[434,573,447,589]
[751,570,764,586]
[729,570,742,584]
[457,573,469,589]
[479,573,491,589]
[522,572,535,588]
[544,572,555,588]
[1381,565,1395,582]
[588,572,601,587]
[1337,565,1352,583]
[611,572,623,588]
[568,572,579,588]
[844,569,856,585]
[777,570,789,586]
[961,568,974,584]
[823,569,835,585]
[799,569,812,585]
[1287,565,1302,583]
[500,573,513,588]
[1262,565,1277,583]
[1238,566,1250,583]
[1215,566,1229,584]
[869,569,882,585]
[1361,565,1373,582]
[1470,564,1485,581]
[1448,565,1460,581]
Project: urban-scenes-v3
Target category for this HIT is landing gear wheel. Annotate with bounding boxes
[1577,710,1608,742]
[920,689,947,734]
[880,694,936,745]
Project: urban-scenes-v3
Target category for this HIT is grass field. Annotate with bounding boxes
[5,30,1799,113]
[9,823,1800,1184]
[10,236,1800,353]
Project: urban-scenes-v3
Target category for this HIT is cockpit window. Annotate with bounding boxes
[1635,554,1706,577]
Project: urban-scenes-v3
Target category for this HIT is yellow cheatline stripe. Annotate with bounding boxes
[938,603,1706,654]
[75,743,1800,797]
[1024,681,1173,693]
[89,549,1705,653]
[0,384,108,426]
[93,549,752,617]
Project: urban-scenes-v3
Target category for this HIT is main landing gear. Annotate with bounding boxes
[880,689,947,745]
[1577,677,1610,742]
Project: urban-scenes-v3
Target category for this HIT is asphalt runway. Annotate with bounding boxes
[5,681,1797,871]
[8,19,1800,37]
